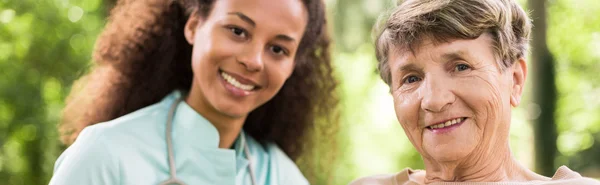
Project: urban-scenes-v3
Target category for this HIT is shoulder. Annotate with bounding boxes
[246,136,308,185]
[50,101,171,185]
[80,100,170,144]
[349,168,420,185]
[67,99,172,158]
[50,125,121,184]
[550,166,600,185]
[99,99,170,132]
[265,142,309,185]
[349,174,399,185]
[55,124,119,169]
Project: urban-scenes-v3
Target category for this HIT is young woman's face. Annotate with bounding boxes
[184,0,308,118]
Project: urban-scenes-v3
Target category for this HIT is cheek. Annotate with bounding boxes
[392,85,420,126]
[191,30,238,70]
[460,74,511,133]
[190,47,206,71]
[393,90,423,143]
[263,62,294,94]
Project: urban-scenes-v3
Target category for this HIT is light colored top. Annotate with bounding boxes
[49,91,308,185]
[349,166,600,185]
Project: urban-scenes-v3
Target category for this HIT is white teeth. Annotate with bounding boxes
[429,118,464,129]
[221,72,255,91]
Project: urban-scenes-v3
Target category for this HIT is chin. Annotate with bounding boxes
[226,110,249,118]
[214,104,251,118]
[426,145,474,162]
[431,151,467,162]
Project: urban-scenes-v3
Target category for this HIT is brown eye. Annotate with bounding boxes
[229,27,247,38]
[404,75,421,84]
[455,64,471,71]
[270,45,289,56]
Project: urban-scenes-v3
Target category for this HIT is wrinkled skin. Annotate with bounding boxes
[388,34,546,183]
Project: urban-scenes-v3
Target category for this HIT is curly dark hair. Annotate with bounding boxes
[60,0,338,164]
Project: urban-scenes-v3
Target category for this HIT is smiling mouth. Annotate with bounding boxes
[427,117,467,130]
[219,71,258,91]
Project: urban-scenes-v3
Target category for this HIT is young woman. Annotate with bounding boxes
[49,0,337,184]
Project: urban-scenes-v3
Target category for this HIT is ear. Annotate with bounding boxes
[184,11,204,45]
[510,58,527,107]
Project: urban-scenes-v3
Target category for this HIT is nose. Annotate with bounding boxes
[420,75,456,113]
[237,42,264,72]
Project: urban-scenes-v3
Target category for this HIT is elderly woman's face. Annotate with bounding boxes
[388,34,526,162]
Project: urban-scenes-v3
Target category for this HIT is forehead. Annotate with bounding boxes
[210,0,308,34]
[389,34,497,68]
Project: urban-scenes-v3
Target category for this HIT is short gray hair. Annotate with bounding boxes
[375,0,532,85]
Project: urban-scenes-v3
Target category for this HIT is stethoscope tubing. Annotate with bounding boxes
[160,97,257,185]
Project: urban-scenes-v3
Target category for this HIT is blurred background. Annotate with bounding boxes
[0,0,599,184]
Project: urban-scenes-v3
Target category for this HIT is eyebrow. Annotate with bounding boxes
[275,35,296,43]
[395,51,465,72]
[396,63,422,73]
[227,12,298,43]
[228,12,255,27]
[440,50,468,62]
[397,50,475,75]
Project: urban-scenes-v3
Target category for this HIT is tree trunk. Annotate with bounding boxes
[528,0,558,176]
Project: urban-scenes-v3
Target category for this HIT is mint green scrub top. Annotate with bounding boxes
[49,91,309,185]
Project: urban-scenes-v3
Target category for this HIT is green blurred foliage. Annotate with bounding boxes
[0,0,598,184]
[0,0,105,184]
[548,0,600,175]
[324,0,600,184]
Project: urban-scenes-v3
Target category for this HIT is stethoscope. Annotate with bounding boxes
[159,97,257,185]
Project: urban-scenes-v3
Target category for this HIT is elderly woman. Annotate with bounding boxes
[351,0,600,184]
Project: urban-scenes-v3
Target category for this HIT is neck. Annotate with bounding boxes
[210,117,245,149]
[185,86,247,149]
[422,143,549,183]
